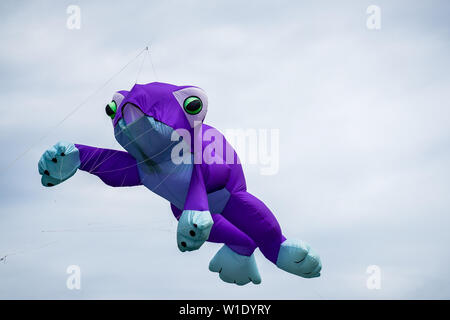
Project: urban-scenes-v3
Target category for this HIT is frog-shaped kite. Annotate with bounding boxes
[38,82,321,285]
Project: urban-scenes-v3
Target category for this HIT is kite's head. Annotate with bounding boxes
[105,82,208,163]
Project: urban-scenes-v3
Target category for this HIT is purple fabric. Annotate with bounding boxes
[221,192,286,264]
[75,144,141,187]
[198,126,284,262]
[171,190,285,262]
[112,82,192,130]
[170,124,285,262]
[200,124,247,194]
[183,164,209,211]
[77,82,286,264]
[171,203,257,257]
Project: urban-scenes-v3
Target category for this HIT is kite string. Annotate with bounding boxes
[89,134,179,175]
[1,46,149,175]
[148,45,158,81]
[0,241,58,264]
[135,46,148,83]
[87,125,158,173]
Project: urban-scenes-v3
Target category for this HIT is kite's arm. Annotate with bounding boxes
[38,141,141,188]
[176,164,213,252]
[75,144,142,187]
[183,163,209,212]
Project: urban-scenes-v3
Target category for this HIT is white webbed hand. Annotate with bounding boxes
[38,141,80,187]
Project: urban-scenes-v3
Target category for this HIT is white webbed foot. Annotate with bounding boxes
[209,245,261,286]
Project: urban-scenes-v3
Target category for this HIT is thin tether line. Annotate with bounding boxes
[148,44,158,81]
[1,46,148,175]
[87,124,157,173]
[135,46,148,83]
[91,140,179,174]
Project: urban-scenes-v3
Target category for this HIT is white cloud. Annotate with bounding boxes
[1,0,449,299]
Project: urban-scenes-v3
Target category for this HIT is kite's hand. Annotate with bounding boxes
[177,210,213,252]
[38,141,80,187]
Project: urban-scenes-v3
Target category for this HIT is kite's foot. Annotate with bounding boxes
[276,239,322,278]
[209,245,261,286]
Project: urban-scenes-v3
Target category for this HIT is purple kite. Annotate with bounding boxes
[38,82,322,285]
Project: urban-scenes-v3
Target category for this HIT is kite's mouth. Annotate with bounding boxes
[114,104,177,164]
[122,103,146,125]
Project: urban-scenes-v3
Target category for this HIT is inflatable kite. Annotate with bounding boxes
[38,82,321,285]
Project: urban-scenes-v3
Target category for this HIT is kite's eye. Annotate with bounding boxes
[183,96,203,115]
[105,101,117,119]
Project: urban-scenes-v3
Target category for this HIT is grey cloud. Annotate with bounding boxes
[0,0,449,299]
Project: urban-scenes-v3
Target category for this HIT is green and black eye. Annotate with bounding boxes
[183,96,203,115]
[105,101,117,119]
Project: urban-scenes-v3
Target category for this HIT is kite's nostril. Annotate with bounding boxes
[181,241,187,247]
[44,170,50,176]
[52,158,57,163]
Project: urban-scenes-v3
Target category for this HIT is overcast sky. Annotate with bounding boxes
[0,0,449,299]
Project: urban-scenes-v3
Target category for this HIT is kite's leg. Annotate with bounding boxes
[221,191,285,264]
[171,203,261,285]
[170,204,256,256]
[221,191,322,278]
